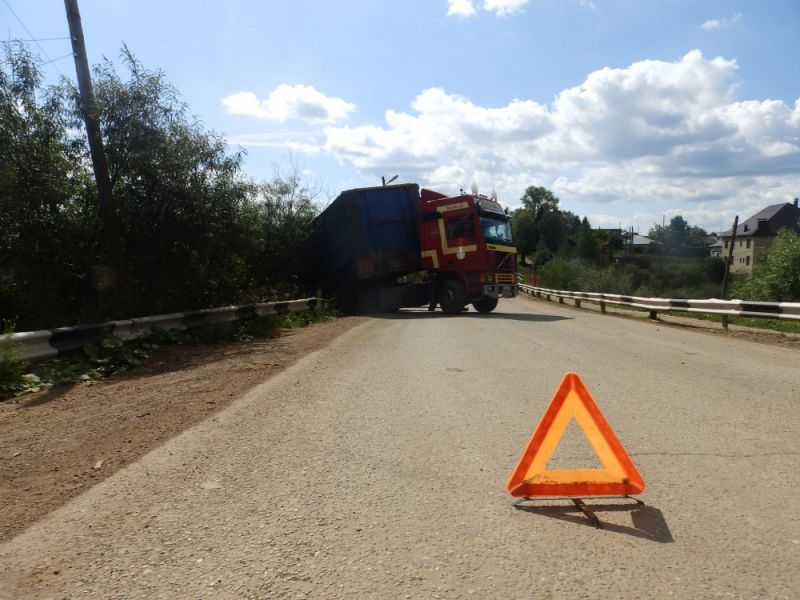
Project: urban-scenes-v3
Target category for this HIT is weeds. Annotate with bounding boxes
[0,320,29,399]
[0,304,338,401]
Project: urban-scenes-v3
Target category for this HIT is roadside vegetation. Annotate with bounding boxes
[512,186,800,334]
[512,186,800,304]
[0,303,338,401]
[1,42,322,333]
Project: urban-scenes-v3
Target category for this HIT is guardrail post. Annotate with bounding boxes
[546,294,551,302]
[600,301,606,314]
[721,315,729,330]
[649,310,658,320]
[558,297,564,304]
[575,299,581,308]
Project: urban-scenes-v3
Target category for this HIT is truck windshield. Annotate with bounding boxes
[480,216,513,244]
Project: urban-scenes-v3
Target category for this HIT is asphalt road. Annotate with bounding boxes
[2,296,798,599]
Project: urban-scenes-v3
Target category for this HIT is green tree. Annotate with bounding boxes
[520,185,559,219]
[247,166,320,296]
[512,186,561,265]
[58,48,258,316]
[575,217,599,263]
[649,215,708,257]
[2,43,323,330]
[510,208,537,262]
[0,42,94,328]
[733,229,800,301]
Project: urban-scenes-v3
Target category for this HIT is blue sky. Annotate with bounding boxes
[3,0,799,234]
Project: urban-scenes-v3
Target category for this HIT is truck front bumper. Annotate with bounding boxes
[482,284,519,299]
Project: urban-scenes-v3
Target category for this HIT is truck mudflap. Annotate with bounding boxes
[482,284,519,299]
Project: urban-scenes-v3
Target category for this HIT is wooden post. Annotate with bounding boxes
[649,310,658,320]
[65,0,120,290]
[721,314,729,330]
[600,301,606,314]
[575,299,581,308]
[721,215,739,300]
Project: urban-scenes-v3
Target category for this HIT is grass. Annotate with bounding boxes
[0,302,339,401]
[669,311,800,334]
[531,293,800,334]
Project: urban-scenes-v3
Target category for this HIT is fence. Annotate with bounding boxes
[517,283,800,328]
[0,298,319,362]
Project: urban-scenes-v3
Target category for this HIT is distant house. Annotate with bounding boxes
[719,198,800,274]
[708,238,723,257]
[621,231,654,253]
[630,233,653,252]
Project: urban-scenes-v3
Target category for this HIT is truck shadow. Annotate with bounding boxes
[372,311,572,323]
[514,501,674,543]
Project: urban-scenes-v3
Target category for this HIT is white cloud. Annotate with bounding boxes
[445,0,528,17]
[225,131,323,154]
[482,0,528,17]
[317,50,800,232]
[579,0,597,10]
[701,12,742,31]
[221,84,355,124]
[447,0,476,17]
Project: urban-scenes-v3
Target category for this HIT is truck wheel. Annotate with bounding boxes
[336,284,359,315]
[439,279,466,314]
[472,297,498,314]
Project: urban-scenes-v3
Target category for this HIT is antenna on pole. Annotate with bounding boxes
[382,175,398,186]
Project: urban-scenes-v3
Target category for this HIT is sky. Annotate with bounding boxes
[2,0,799,234]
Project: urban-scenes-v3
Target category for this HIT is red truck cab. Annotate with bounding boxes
[418,188,518,313]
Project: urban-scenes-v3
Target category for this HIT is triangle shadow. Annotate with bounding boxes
[513,500,674,543]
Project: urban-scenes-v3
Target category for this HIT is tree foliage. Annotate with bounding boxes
[1,42,93,327]
[648,215,708,257]
[1,43,321,330]
[733,229,800,301]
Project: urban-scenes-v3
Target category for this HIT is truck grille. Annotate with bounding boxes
[495,272,515,284]
[495,251,515,271]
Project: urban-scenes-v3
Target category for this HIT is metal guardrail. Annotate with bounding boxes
[0,298,319,362]
[517,282,800,326]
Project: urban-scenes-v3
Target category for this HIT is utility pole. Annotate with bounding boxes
[64,0,119,292]
[721,215,738,299]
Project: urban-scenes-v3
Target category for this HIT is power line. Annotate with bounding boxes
[41,51,75,66]
[19,36,72,42]
[1,0,68,78]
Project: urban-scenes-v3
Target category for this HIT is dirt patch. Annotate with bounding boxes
[0,316,365,543]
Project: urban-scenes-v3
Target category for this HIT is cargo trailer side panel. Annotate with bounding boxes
[312,184,421,290]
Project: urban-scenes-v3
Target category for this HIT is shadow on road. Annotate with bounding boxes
[372,311,571,323]
[514,501,674,543]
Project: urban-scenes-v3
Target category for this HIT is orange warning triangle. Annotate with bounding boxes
[507,372,645,497]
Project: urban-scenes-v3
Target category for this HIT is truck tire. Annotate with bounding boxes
[439,279,466,314]
[336,284,359,315]
[472,297,498,314]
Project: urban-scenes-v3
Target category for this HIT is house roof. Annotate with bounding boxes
[720,202,800,238]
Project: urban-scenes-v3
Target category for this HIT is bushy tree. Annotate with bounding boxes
[538,257,587,290]
[246,166,321,297]
[575,217,599,263]
[55,48,261,315]
[512,186,561,263]
[1,43,322,329]
[648,215,708,257]
[1,42,94,328]
[510,208,536,262]
[733,229,800,301]
[520,185,559,219]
